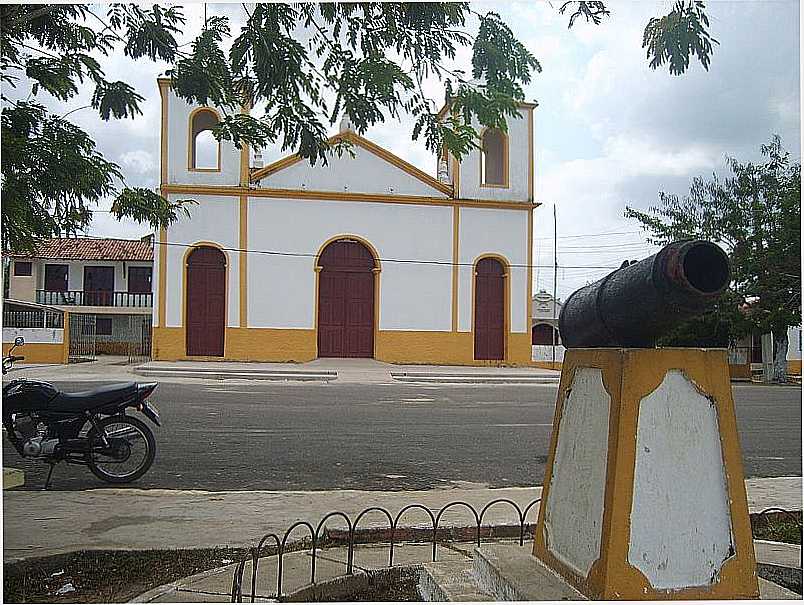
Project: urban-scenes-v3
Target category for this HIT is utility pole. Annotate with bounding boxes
[552,204,557,366]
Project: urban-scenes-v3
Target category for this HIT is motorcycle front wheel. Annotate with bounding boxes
[86,415,156,484]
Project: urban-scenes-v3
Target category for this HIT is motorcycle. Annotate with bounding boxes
[2,337,161,489]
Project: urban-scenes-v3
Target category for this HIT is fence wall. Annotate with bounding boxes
[2,317,69,364]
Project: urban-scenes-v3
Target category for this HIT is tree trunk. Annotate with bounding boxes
[772,329,789,383]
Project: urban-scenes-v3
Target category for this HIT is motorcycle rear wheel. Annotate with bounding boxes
[86,415,156,484]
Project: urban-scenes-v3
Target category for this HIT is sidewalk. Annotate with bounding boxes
[132,539,802,602]
[6,357,560,385]
[3,476,800,562]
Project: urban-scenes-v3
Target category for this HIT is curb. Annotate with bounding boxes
[134,366,337,382]
[390,372,559,385]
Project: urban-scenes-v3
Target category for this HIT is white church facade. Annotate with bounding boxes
[152,78,537,365]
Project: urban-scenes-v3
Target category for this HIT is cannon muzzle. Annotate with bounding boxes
[558,240,730,348]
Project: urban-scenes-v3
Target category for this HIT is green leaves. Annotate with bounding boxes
[1,101,193,253]
[626,136,801,346]
[1,102,117,252]
[110,189,196,231]
[172,16,234,109]
[1,1,725,256]
[91,80,144,120]
[643,0,718,75]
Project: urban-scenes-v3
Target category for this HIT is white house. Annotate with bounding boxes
[531,290,564,367]
[153,78,538,365]
[5,237,153,355]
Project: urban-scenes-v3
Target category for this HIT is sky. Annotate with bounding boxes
[10,1,801,299]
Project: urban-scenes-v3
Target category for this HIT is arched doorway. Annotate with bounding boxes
[186,246,226,356]
[317,239,376,358]
[474,257,506,360]
[532,323,558,345]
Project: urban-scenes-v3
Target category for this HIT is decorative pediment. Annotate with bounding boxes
[250,132,452,198]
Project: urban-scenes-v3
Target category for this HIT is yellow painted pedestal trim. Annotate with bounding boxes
[533,348,759,600]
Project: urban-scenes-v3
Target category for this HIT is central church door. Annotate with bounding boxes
[317,239,375,358]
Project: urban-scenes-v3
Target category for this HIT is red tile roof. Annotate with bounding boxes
[10,237,153,261]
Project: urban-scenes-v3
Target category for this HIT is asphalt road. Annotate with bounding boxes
[3,381,801,491]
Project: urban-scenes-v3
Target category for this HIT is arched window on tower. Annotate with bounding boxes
[189,108,220,170]
[480,128,507,187]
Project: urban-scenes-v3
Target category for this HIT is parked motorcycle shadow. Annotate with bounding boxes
[2,338,161,490]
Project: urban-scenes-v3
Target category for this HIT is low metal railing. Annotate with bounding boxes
[36,290,152,308]
[230,497,541,602]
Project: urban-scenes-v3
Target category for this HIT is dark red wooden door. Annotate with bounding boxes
[317,240,375,358]
[186,246,226,357]
[84,266,114,306]
[474,257,505,360]
[44,264,68,291]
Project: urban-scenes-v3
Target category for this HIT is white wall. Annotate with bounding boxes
[458,207,529,333]
[165,87,240,187]
[259,144,449,198]
[458,107,531,202]
[247,197,453,330]
[787,326,802,361]
[533,344,565,362]
[3,327,63,344]
[164,194,240,327]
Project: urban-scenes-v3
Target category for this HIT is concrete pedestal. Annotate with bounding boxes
[533,348,760,599]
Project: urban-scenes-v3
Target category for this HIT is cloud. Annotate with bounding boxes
[8,2,799,299]
[120,150,156,176]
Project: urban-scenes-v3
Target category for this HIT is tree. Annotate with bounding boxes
[625,136,801,382]
[1,2,718,253]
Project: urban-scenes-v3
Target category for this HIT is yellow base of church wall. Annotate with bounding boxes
[152,327,532,365]
[152,327,318,362]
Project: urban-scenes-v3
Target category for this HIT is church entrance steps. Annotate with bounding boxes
[134,362,336,382]
[390,371,559,384]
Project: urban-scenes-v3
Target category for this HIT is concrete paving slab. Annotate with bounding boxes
[3,467,24,489]
[420,559,494,602]
[755,540,802,570]
[134,538,803,603]
[758,577,801,600]
[473,543,586,601]
[2,486,543,561]
[4,477,801,562]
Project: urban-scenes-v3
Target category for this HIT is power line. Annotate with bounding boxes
[152,238,622,270]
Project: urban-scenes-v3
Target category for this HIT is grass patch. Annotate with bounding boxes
[4,547,248,604]
[751,511,802,545]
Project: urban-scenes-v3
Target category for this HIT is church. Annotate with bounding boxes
[152,78,537,365]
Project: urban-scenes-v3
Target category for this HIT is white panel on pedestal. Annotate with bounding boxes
[544,367,610,577]
[629,370,733,590]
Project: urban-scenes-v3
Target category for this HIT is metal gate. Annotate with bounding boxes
[68,313,97,363]
[126,314,152,364]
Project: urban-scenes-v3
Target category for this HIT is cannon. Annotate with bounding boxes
[558,239,730,348]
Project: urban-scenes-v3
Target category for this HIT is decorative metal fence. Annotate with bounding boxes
[3,309,64,329]
[68,313,96,363]
[126,314,152,364]
[230,497,542,602]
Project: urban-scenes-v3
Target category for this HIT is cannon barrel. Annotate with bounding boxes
[558,240,730,348]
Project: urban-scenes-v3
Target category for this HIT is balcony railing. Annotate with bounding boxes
[36,290,153,308]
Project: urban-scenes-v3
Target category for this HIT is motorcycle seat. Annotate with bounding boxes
[50,382,138,412]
